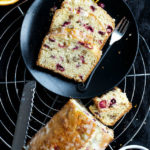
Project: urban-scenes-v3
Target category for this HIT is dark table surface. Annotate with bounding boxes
[0,0,150,149]
[126,0,150,148]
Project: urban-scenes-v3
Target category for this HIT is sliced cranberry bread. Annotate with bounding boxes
[89,87,132,126]
[50,8,106,49]
[27,99,114,150]
[36,31,101,82]
[61,0,115,36]
[37,0,115,82]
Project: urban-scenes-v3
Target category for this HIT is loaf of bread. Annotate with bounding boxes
[89,87,132,126]
[37,0,115,82]
[27,99,114,150]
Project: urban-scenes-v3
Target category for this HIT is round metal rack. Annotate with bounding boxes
[0,0,150,150]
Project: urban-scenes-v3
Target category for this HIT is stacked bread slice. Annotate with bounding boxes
[37,31,101,82]
[37,0,115,82]
[61,0,115,48]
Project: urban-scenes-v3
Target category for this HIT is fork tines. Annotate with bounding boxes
[116,17,129,33]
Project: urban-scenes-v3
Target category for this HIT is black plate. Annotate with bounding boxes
[20,0,139,99]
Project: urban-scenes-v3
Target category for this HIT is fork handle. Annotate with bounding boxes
[77,45,112,92]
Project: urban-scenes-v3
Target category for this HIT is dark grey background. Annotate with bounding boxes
[126,0,150,148]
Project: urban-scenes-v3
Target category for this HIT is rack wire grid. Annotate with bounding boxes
[0,0,150,150]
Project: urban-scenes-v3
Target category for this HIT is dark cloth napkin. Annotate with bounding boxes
[127,0,150,45]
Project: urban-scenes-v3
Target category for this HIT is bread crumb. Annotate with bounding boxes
[129,33,132,36]
[134,104,137,108]
[118,51,121,55]
[101,66,104,69]
[50,6,57,12]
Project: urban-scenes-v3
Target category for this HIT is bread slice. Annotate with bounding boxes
[27,99,114,150]
[36,31,101,82]
[50,8,106,49]
[89,87,132,126]
[61,0,115,34]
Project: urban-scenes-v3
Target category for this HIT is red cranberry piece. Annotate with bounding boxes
[43,44,50,49]
[84,111,89,116]
[102,128,108,133]
[78,41,85,46]
[78,41,93,49]
[111,98,116,104]
[84,24,94,32]
[84,43,93,49]
[93,118,96,122]
[76,20,81,23]
[98,30,106,35]
[77,7,82,14]
[98,2,105,8]
[49,38,55,42]
[95,112,99,115]
[62,21,71,27]
[56,64,65,72]
[109,98,116,107]
[58,43,66,48]
[86,26,94,32]
[60,56,64,62]
[73,46,79,50]
[107,25,113,33]
[99,40,102,44]
[90,6,96,11]
[50,55,56,59]
[79,75,83,80]
[99,100,107,108]
[54,146,60,150]
[76,64,80,68]
[80,56,85,64]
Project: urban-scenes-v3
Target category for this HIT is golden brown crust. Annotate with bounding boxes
[101,131,114,147]
[28,99,96,150]
[93,97,100,106]
[28,99,114,150]
[49,9,63,32]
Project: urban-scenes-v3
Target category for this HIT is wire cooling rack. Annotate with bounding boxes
[0,0,150,149]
